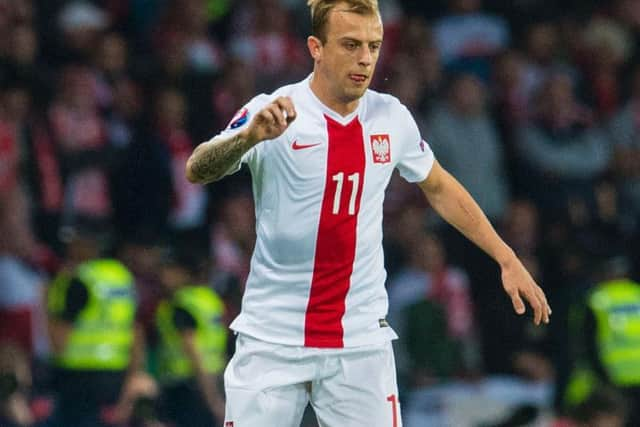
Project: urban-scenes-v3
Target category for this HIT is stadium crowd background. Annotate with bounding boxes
[0,0,639,425]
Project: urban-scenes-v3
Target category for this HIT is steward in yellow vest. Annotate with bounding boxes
[48,259,136,370]
[47,257,143,427]
[564,256,640,426]
[156,246,227,427]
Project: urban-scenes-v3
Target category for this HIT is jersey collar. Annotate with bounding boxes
[304,74,365,126]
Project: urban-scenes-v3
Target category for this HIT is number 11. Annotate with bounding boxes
[332,172,360,215]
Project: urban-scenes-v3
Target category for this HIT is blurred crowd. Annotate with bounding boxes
[1,0,640,426]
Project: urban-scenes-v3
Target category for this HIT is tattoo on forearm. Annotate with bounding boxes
[189,134,251,183]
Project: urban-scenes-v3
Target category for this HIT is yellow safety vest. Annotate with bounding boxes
[156,286,226,384]
[588,279,640,386]
[47,259,136,371]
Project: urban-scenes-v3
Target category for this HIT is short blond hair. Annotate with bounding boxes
[308,0,380,43]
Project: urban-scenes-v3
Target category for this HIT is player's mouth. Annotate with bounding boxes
[349,74,368,84]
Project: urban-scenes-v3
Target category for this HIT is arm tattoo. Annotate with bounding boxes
[187,133,253,184]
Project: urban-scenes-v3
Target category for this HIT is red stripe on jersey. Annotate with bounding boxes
[304,115,366,348]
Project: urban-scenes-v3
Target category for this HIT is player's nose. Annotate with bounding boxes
[358,47,373,67]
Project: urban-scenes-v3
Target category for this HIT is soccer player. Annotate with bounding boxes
[186,1,552,425]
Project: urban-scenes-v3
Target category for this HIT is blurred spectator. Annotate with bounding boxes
[490,201,552,376]
[427,73,509,221]
[608,63,640,232]
[388,230,481,387]
[210,193,255,330]
[114,86,206,236]
[56,1,110,65]
[110,76,143,132]
[48,65,114,225]
[115,232,165,350]
[493,49,529,129]
[580,18,633,120]
[382,55,426,118]
[614,0,640,62]
[373,0,405,56]
[492,49,533,192]
[46,222,144,427]
[0,83,65,252]
[0,187,49,358]
[156,244,226,426]
[409,34,444,115]
[380,19,444,116]
[93,32,130,110]
[179,0,225,74]
[211,57,257,140]
[229,0,308,90]
[383,192,430,276]
[116,371,167,427]
[515,72,611,219]
[154,0,225,75]
[0,344,33,427]
[150,32,189,87]
[2,23,51,103]
[520,22,565,106]
[210,193,255,288]
[111,89,178,236]
[433,0,510,80]
[0,104,19,196]
[154,87,207,233]
[556,387,628,427]
[501,199,540,257]
[563,255,640,426]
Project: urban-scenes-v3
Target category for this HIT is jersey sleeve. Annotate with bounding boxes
[395,104,435,183]
[206,94,271,176]
[60,277,89,322]
[172,306,198,332]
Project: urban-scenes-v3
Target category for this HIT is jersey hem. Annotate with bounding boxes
[229,324,398,348]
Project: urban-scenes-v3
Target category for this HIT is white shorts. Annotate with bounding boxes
[223,334,402,427]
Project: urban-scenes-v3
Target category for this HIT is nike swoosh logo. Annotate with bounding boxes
[292,140,321,150]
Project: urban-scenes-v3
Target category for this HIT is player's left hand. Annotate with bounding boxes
[501,258,551,325]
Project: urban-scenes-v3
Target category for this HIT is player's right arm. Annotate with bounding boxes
[186,96,296,184]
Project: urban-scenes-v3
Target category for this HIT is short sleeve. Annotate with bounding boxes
[206,94,271,176]
[395,105,435,183]
[172,306,197,332]
[60,278,89,322]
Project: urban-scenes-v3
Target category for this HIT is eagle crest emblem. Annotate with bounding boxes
[370,134,391,164]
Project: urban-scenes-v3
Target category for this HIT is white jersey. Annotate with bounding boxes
[215,76,435,348]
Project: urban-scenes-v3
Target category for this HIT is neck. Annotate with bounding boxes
[310,72,360,117]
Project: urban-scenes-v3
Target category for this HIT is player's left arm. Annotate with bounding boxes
[417,160,551,325]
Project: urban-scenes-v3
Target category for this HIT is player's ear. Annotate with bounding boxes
[307,36,323,61]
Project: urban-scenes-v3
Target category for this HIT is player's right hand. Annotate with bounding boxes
[245,96,297,143]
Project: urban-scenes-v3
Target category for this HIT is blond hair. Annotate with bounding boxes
[307,0,380,43]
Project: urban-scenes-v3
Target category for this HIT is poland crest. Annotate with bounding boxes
[370,134,391,164]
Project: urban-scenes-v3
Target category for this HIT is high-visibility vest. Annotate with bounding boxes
[156,286,226,383]
[47,259,136,371]
[588,279,640,386]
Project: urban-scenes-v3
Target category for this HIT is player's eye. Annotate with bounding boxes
[344,41,358,51]
[370,43,381,53]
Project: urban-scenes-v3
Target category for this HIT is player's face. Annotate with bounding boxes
[316,7,383,104]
